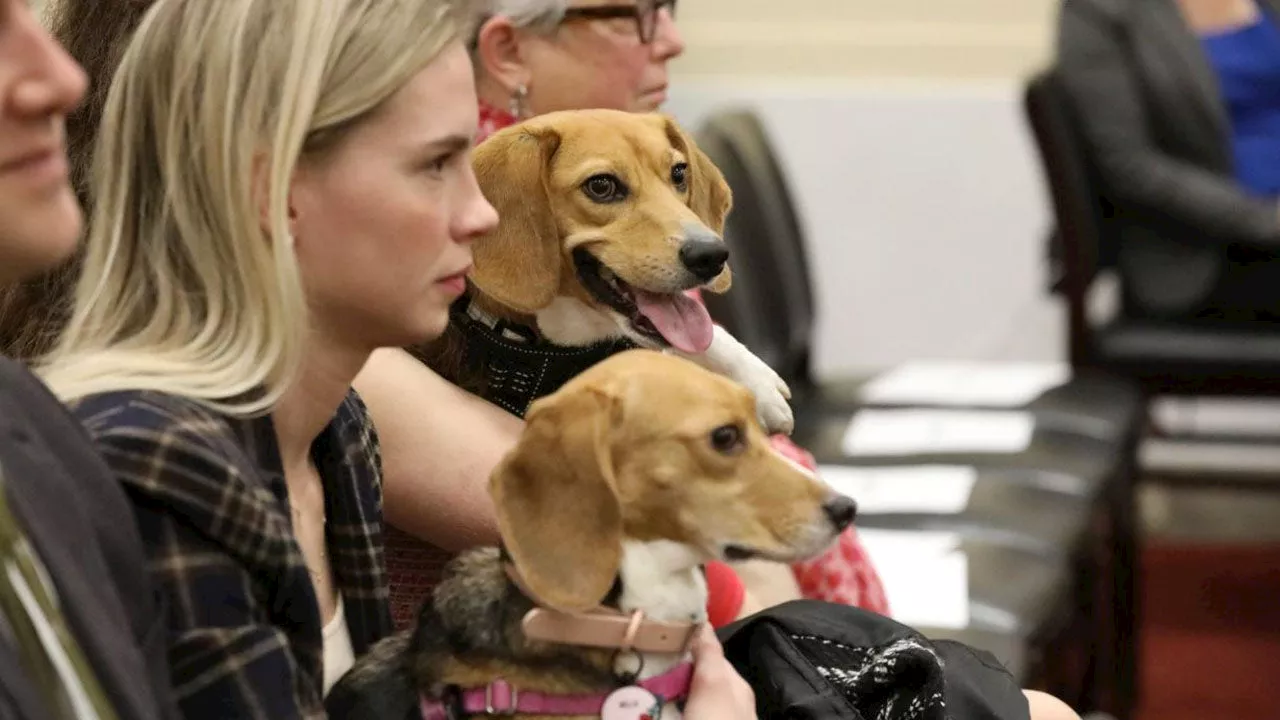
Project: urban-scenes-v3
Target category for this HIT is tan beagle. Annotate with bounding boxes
[434,109,793,434]
[327,350,854,719]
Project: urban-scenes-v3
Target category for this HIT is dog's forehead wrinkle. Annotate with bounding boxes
[613,125,677,171]
[570,159,623,185]
[562,144,674,187]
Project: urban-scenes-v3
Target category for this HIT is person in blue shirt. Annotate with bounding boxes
[1059,0,1280,321]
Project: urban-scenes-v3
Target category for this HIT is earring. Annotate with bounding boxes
[509,84,529,120]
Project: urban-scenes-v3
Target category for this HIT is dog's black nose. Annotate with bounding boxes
[679,239,729,282]
[823,496,857,531]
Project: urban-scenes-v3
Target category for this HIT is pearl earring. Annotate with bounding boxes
[509,84,529,119]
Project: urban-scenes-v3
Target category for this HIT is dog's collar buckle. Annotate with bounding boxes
[485,679,519,715]
[519,606,701,655]
[503,562,702,655]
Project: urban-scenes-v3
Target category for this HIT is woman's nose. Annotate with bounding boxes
[651,7,685,60]
[455,170,499,244]
[9,7,88,120]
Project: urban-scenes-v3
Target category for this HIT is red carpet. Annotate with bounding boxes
[1137,542,1280,719]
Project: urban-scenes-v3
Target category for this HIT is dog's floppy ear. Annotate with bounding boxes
[663,115,732,234]
[663,115,733,294]
[489,382,622,612]
[471,123,564,312]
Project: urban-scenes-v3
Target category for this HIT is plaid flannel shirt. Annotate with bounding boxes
[72,390,392,720]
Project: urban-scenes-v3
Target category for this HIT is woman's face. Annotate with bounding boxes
[522,1,685,114]
[0,0,87,287]
[289,42,498,352]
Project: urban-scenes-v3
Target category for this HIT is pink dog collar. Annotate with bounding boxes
[419,661,693,719]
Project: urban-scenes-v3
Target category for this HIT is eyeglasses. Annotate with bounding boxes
[561,0,678,44]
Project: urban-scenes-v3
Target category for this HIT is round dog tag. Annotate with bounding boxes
[600,685,662,720]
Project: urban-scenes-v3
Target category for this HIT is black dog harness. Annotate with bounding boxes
[452,298,637,418]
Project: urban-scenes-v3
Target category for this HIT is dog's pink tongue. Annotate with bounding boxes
[633,290,715,354]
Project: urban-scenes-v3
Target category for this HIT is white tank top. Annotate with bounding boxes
[321,595,355,696]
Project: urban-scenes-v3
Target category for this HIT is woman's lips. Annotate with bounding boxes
[0,147,67,185]
[436,268,471,296]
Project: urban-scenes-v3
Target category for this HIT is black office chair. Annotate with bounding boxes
[698,112,815,387]
[695,107,1137,546]
[692,122,789,374]
[1024,69,1280,398]
[697,108,1143,438]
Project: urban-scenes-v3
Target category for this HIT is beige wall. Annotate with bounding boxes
[672,0,1060,80]
[31,0,1056,80]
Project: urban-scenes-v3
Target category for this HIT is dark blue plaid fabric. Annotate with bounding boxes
[73,390,391,720]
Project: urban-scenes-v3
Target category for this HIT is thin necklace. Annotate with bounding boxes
[290,504,328,583]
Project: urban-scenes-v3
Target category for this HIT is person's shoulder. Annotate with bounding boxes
[0,358,117,470]
[69,390,264,502]
[0,355,37,386]
[71,389,243,456]
[1057,0,1134,68]
[1062,0,1130,27]
[0,356,70,418]
[72,390,292,566]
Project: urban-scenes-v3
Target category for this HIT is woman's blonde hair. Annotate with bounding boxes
[39,0,465,415]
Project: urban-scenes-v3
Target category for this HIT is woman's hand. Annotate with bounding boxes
[683,625,757,720]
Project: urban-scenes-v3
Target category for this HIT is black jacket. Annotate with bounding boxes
[1057,0,1280,316]
[719,600,1029,719]
[0,358,177,720]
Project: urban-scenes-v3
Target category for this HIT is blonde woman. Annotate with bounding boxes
[37,0,497,715]
[35,0,762,718]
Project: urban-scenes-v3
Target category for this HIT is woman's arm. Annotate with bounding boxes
[732,560,802,618]
[1057,0,1280,245]
[1025,690,1083,720]
[354,348,521,551]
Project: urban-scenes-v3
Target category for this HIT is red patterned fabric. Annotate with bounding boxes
[478,102,518,144]
[385,525,452,631]
[470,101,889,617]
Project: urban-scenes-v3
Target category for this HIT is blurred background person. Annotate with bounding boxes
[1058,0,1280,322]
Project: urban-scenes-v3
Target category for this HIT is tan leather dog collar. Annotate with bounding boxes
[504,564,701,655]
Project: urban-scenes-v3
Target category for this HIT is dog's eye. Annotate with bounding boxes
[582,174,627,203]
[671,162,689,190]
[710,424,744,454]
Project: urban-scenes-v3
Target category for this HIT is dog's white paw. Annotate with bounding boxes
[676,325,796,435]
[740,364,794,435]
